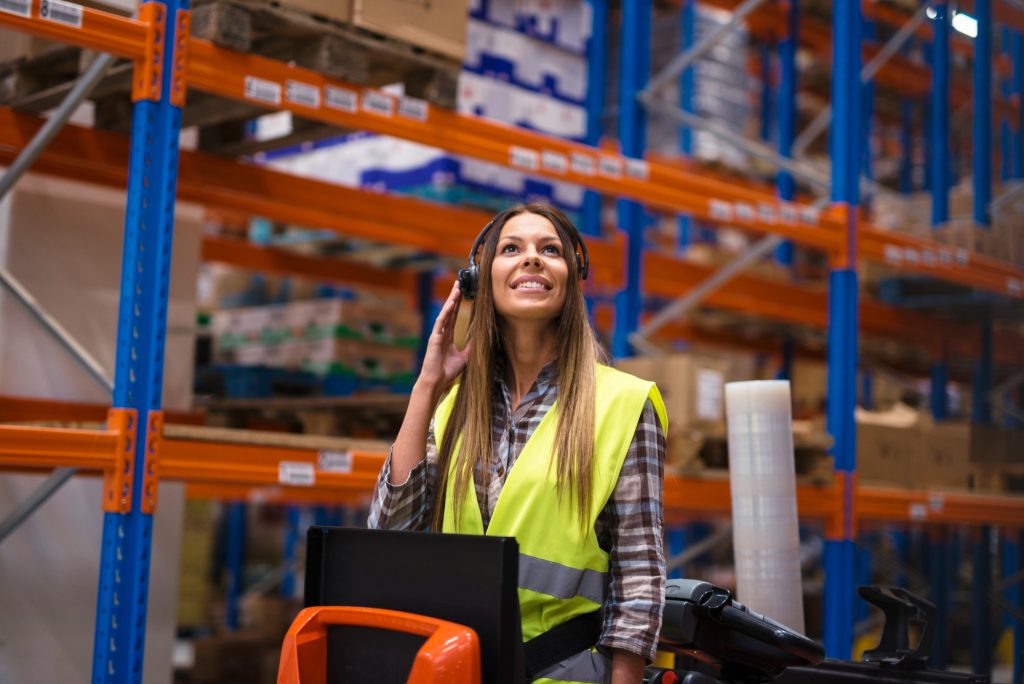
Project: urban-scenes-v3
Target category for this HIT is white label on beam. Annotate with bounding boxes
[362,90,394,116]
[286,80,320,109]
[598,156,622,178]
[908,502,928,521]
[904,248,920,264]
[510,146,539,170]
[625,158,649,180]
[884,245,903,264]
[954,248,969,266]
[734,202,756,221]
[922,250,937,266]
[0,0,31,18]
[39,0,82,26]
[939,249,953,266]
[779,203,798,224]
[571,153,595,175]
[757,202,777,224]
[244,76,282,105]
[279,461,315,486]
[318,450,353,474]
[324,85,358,112]
[709,199,732,221]
[398,96,429,121]
[542,151,568,174]
[1008,278,1022,296]
[799,206,820,225]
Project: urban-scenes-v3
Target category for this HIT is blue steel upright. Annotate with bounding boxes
[677,0,695,250]
[775,0,798,268]
[1002,532,1023,684]
[972,526,992,677]
[91,0,189,679]
[1012,31,1024,179]
[613,0,651,358]
[824,0,861,661]
[930,3,951,226]
[973,0,992,227]
[581,0,608,238]
[973,319,993,425]
[931,361,949,420]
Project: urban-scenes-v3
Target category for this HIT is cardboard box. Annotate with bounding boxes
[856,423,917,488]
[352,0,468,61]
[191,633,277,684]
[615,353,730,433]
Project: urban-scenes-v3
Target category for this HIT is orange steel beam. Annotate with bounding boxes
[184,39,841,248]
[201,236,418,295]
[0,395,203,425]
[3,109,1022,361]
[857,484,1024,527]
[0,424,118,471]
[0,0,149,60]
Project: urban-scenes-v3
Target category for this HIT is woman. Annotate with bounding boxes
[368,202,668,684]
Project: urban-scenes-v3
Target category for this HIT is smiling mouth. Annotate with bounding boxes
[511,282,552,291]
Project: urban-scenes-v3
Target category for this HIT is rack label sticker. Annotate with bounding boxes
[244,76,282,105]
[318,450,353,474]
[0,0,31,18]
[542,151,568,174]
[40,0,82,27]
[625,158,649,180]
[362,90,394,117]
[908,502,928,521]
[939,249,953,266]
[757,202,777,224]
[398,96,428,121]
[598,156,622,178]
[286,80,320,109]
[1009,278,1022,296]
[733,202,756,221]
[922,250,937,266]
[709,199,732,221]
[510,146,539,170]
[571,152,595,176]
[799,206,820,225]
[279,461,315,486]
[903,248,920,264]
[779,203,798,224]
[696,369,724,421]
[324,85,358,112]
[928,494,945,512]
[883,245,903,264]
[954,248,969,266]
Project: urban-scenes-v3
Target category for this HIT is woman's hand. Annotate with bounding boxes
[417,281,472,399]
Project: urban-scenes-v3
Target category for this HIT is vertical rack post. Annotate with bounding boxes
[974,0,993,227]
[415,271,435,374]
[582,0,608,238]
[929,527,950,669]
[281,505,301,598]
[824,0,861,661]
[899,98,914,194]
[1000,26,1012,182]
[775,0,797,268]
[861,17,876,209]
[974,319,993,425]
[1003,530,1023,684]
[91,0,189,680]
[225,502,246,630]
[930,2,951,226]
[1012,30,1023,179]
[931,360,949,420]
[677,0,695,251]
[972,526,993,676]
[613,0,651,358]
[860,369,874,409]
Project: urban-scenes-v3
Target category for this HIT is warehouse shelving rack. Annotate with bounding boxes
[1,0,1023,682]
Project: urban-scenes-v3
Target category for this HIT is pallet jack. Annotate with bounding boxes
[277,528,991,684]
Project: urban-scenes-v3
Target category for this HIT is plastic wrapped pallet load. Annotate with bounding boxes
[725,380,805,633]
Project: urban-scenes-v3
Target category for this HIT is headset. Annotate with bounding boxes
[457,213,590,301]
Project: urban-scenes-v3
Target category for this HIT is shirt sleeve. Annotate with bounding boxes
[597,398,667,663]
[366,419,437,532]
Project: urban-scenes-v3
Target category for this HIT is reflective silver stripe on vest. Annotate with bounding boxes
[519,553,607,605]
[533,649,610,683]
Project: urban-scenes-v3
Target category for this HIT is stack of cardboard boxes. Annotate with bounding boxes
[210,295,420,397]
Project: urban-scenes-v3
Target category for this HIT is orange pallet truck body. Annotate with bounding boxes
[277,605,482,684]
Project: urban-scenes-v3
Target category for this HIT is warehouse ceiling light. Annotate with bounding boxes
[924,7,978,38]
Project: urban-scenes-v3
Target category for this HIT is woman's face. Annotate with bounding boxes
[490,212,570,325]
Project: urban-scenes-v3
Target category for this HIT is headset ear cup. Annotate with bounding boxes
[457,265,478,300]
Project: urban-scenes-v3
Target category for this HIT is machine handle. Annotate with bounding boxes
[716,605,824,666]
[277,605,482,684]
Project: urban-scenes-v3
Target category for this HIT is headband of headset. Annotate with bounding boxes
[457,213,589,300]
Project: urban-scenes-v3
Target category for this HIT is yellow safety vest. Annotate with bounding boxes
[436,363,668,684]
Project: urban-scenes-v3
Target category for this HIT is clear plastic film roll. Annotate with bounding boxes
[725,380,805,633]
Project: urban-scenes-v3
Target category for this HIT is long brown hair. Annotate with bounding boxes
[430,202,607,532]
